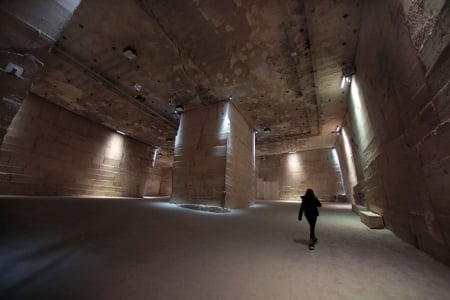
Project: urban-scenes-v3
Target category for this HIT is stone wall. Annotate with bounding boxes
[334,115,360,205]
[171,101,228,206]
[224,102,255,208]
[159,167,173,196]
[144,154,173,197]
[144,167,163,196]
[0,0,78,143]
[342,0,450,264]
[0,94,154,197]
[171,101,254,208]
[256,148,344,201]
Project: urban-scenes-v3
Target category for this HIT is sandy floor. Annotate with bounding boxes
[1,197,449,300]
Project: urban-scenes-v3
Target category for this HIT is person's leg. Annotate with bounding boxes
[306,215,317,241]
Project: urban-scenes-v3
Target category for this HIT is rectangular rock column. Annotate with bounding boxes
[171,101,254,208]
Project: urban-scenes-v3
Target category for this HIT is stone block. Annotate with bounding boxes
[352,204,366,214]
[360,211,384,229]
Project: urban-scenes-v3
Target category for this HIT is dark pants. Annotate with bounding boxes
[306,215,317,240]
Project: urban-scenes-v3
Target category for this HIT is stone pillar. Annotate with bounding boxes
[171,101,254,208]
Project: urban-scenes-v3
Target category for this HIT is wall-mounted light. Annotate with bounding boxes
[340,64,355,89]
[332,125,342,135]
[2,62,24,78]
[134,83,142,92]
[116,130,126,136]
[123,46,137,60]
[289,151,296,154]
[228,95,233,100]
[175,105,184,112]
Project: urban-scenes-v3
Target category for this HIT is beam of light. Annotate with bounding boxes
[55,0,82,12]
[252,131,256,170]
[341,127,357,190]
[174,112,185,149]
[340,76,346,88]
[350,76,375,161]
[331,148,345,194]
[152,148,158,168]
[220,102,231,135]
[105,133,125,160]
[286,152,303,175]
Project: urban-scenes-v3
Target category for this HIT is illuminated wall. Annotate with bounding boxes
[171,101,254,208]
[344,0,450,264]
[334,117,361,204]
[144,154,173,197]
[225,101,255,207]
[0,94,154,197]
[256,148,345,201]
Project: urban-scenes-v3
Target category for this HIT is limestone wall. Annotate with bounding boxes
[171,102,229,206]
[171,101,254,208]
[159,167,173,196]
[342,0,450,264]
[144,154,173,197]
[144,167,162,196]
[334,114,361,205]
[0,0,77,143]
[0,94,154,197]
[256,148,344,201]
[225,103,255,208]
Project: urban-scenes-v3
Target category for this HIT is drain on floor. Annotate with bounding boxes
[178,204,230,213]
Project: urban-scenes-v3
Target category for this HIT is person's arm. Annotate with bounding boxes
[298,202,304,220]
[316,197,322,207]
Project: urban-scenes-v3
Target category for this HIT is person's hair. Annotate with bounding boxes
[305,188,315,197]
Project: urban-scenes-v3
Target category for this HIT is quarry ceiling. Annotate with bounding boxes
[17,0,362,156]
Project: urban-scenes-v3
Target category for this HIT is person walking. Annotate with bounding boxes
[298,188,322,250]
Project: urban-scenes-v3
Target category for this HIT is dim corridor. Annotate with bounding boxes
[1,197,449,300]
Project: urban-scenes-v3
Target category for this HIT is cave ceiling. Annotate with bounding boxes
[29,0,361,156]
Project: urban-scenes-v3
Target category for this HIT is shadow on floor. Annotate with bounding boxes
[293,238,310,245]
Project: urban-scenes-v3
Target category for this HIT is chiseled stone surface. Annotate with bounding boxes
[171,101,254,208]
[257,148,344,201]
[339,0,450,265]
[360,211,384,229]
[0,94,154,197]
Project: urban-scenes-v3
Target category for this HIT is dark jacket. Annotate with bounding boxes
[298,194,322,219]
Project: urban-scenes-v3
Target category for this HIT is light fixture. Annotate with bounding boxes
[340,76,346,89]
[134,83,142,92]
[228,95,233,100]
[116,130,126,135]
[289,151,296,154]
[340,64,355,89]
[2,62,24,78]
[123,46,137,60]
[175,105,184,112]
